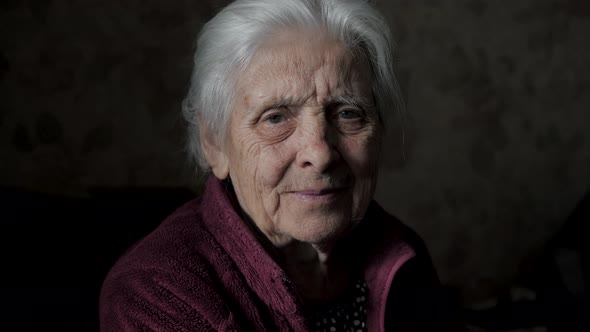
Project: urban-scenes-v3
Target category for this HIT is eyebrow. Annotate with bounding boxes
[264,97,294,110]
[326,94,375,110]
[257,94,375,112]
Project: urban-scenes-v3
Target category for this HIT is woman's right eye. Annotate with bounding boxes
[262,106,293,125]
[258,108,295,140]
[266,113,286,124]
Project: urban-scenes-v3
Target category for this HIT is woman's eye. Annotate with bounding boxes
[260,105,292,126]
[265,113,287,124]
[337,109,362,120]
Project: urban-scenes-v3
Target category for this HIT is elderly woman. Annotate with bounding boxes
[100,0,462,331]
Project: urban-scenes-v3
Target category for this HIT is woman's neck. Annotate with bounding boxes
[225,183,360,301]
[279,241,355,303]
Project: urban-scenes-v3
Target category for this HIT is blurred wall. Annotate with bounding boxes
[1,0,589,302]
[373,0,590,301]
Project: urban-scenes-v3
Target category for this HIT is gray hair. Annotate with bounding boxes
[182,0,403,174]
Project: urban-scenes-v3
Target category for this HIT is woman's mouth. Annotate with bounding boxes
[287,187,351,202]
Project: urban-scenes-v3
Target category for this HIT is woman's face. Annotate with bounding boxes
[218,32,381,247]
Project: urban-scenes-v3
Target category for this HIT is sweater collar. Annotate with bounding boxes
[200,175,415,332]
[200,176,308,330]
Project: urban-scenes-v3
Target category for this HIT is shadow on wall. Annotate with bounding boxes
[1,185,587,331]
[462,191,589,331]
[1,185,197,331]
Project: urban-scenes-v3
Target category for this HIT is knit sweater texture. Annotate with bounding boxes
[100,177,457,331]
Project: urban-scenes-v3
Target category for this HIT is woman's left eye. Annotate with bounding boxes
[336,109,362,120]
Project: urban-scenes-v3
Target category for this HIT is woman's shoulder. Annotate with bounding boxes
[102,195,230,281]
[99,196,240,330]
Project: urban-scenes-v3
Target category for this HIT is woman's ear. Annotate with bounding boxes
[200,126,230,180]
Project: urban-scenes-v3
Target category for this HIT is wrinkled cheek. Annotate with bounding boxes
[348,139,380,177]
[254,150,285,218]
[352,144,380,218]
[228,153,259,218]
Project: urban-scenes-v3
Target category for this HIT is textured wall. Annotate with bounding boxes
[1,0,589,302]
[373,0,590,301]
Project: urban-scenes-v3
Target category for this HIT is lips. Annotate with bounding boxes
[285,186,351,203]
[291,187,349,195]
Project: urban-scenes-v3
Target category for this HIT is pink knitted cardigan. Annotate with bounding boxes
[100,177,453,331]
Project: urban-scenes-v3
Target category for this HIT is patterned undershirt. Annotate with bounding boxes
[309,279,369,332]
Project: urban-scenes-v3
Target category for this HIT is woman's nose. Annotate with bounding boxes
[295,119,341,172]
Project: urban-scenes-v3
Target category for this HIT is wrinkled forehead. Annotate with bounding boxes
[255,31,352,73]
[236,29,373,101]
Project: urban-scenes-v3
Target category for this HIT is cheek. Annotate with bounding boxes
[255,143,293,188]
[342,134,381,176]
[228,134,292,207]
[343,134,380,212]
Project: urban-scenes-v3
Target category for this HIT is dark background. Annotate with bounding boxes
[1,0,588,330]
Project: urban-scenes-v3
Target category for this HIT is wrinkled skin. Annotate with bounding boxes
[206,30,382,250]
[202,31,382,299]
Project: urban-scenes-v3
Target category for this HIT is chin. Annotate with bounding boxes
[289,214,357,245]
